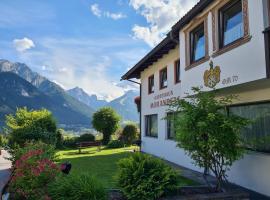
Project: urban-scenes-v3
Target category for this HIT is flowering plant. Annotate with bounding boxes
[9,143,60,200]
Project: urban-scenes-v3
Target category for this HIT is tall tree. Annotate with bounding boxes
[92,107,121,145]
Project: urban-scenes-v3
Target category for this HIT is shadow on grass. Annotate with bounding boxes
[58,151,131,189]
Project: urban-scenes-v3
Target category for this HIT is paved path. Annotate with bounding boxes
[167,161,270,200]
[0,150,11,194]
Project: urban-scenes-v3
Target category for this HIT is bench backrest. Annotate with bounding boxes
[77,141,102,147]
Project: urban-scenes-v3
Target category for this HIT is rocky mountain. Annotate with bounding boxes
[67,87,107,110]
[67,87,139,122]
[0,60,95,128]
[106,90,139,122]
[0,72,95,127]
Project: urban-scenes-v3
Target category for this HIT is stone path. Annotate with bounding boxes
[166,161,270,200]
[0,150,11,194]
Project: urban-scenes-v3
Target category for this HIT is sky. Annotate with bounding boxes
[0,0,198,100]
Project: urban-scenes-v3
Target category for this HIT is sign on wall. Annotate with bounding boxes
[204,61,221,88]
[150,90,180,109]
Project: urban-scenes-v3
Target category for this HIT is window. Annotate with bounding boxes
[219,0,243,48]
[148,75,154,94]
[190,23,205,63]
[228,102,270,153]
[167,112,176,140]
[145,114,158,138]
[159,68,168,89]
[167,112,181,140]
[174,59,180,84]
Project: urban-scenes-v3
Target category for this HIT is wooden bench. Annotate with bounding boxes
[76,141,102,154]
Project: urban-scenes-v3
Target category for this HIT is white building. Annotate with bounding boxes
[122,0,270,197]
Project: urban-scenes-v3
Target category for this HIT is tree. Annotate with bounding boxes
[120,123,139,145]
[92,107,121,145]
[170,87,250,191]
[6,108,57,147]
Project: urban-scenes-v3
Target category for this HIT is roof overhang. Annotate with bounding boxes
[121,35,178,80]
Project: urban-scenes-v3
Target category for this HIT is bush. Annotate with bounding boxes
[9,142,59,200]
[56,129,64,149]
[117,153,178,200]
[62,136,78,148]
[77,133,95,142]
[120,123,139,145]
[107,140,125,149]
[48,174,107,200]
[0,134,8,148]
[6,108,57,147]
[8,141,56,166]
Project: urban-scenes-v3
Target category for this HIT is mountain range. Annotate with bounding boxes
[67,87,139,122]
[0,59,139,130]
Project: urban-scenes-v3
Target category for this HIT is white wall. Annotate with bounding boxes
[139,0,270,197]
[180,0,267,96]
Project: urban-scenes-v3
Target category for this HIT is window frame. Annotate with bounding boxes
[212,0,250,58]
[227,101,270,154]
[174,59,181,84]
[159,67,168,90]
[218,0,244,49]
[166,112,176,140]
[148,75,155,94]
[190,23,206,64]
[145,114,158,138]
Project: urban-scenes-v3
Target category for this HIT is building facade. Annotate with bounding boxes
[122,0,270,196]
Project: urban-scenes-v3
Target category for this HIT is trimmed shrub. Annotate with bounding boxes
[9,142,59,200]
[107,140,125,149]
[117,153,178,200]
[77,133,95,142]
[48,174,107,200]
[119,123,139,145]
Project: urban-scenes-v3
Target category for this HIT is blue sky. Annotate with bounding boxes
[0,0,198,100]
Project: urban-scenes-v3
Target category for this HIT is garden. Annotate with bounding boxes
[0,88,254,199]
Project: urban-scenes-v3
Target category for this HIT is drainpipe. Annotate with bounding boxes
[126,79,142,152]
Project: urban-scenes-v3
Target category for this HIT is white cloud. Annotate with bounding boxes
[105,12,126,20]
[91,4,126,20]
[13,37,35,52]
[129,0,199,47]
[90,4,102,17]
[17,37,145,100]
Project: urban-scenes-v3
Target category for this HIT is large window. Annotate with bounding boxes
[159,67,168,89]
[167,112,182,140]
[190,23,205,63]
[174,59,180,84]
[229,102,270,153]
[145,114,158,138]
[148,75,154,94]
[167,112,176,140]
[219,0,243,48]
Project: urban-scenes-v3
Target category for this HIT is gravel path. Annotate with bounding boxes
[0,150,11,194]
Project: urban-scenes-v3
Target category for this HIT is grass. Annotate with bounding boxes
[56,146,195,189]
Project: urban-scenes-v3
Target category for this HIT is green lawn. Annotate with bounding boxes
[56,147,195,189]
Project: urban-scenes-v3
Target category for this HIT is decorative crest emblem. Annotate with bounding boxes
[203,61,221,88]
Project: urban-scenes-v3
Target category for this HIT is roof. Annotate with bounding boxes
[121,0,214,81]
[121,35,178,80]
